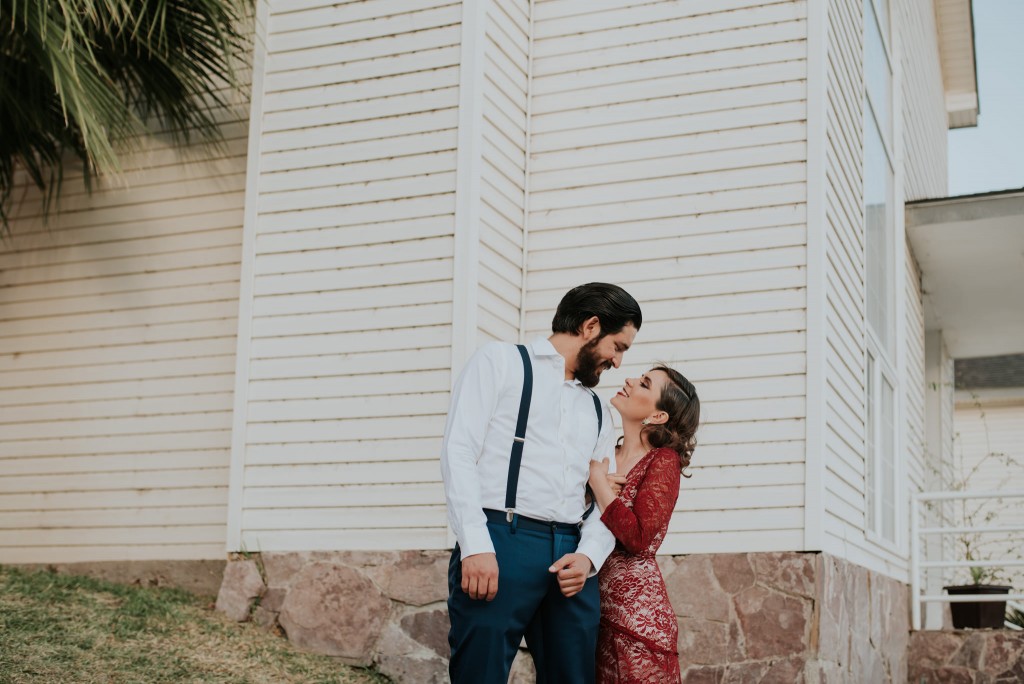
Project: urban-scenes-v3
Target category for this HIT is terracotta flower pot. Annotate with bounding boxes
[943,584,1013,629]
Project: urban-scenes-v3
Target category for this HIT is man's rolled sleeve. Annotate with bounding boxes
[579,400,618,574]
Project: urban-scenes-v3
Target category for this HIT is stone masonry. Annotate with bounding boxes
[216,550,911,683]
[907,630,1024,683]
[814,553,909,683]
[527,552,908,683]
[216,550,450,682]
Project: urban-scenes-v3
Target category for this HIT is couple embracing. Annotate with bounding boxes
[441,283,701,684]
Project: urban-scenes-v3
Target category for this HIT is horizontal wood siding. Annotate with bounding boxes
[820,0,917,577]
[526,0,810,555]
[821,0,947,579]
[954,399,1024,483]
[820,0,874,569]
[478,0,529,344]
[3,0,956,564]
[899,0,947,200]
[235,0,461,552]
[0,119,249,562]
[899,0,945,572]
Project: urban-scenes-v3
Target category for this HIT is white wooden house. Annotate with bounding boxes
[4,0,1020,680]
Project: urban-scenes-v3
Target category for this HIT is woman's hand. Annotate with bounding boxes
[591,458,625,494]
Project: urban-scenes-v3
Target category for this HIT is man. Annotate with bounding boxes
[441,282,642,684]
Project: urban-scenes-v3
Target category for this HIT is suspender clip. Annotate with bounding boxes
[506,508,515,523]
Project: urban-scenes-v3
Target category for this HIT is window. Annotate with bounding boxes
[866,355,876,532]
[864,0,899,544]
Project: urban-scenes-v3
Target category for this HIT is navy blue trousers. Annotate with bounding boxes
[447,517,600,684]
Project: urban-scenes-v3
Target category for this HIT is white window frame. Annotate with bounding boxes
[863,0,906,554]
[865,341,899,546]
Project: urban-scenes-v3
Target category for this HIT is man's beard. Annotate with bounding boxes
[575,337,610,388]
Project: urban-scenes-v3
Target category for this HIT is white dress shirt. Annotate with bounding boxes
[440,337,618,570]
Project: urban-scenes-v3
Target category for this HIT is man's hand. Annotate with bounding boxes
[461,552,499,600]
[549,553,592,597]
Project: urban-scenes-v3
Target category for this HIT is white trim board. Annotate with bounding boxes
[450,0,489,379]
[226,0,271,552]
[802,0,827,552]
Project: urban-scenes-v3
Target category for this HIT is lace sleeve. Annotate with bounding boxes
[599,448,681,555]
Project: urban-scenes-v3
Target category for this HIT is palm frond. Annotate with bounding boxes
[0,0,251,232]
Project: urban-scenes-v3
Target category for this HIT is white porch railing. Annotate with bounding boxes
[910,490,1024,630]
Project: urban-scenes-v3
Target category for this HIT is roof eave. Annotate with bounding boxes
[935,0,980,129]
[906,189,1024,359]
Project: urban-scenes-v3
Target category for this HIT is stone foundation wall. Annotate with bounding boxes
[814,553,909,683]
[215,550,910,683]
[907,630,1024,683]
[215,551,450,683]
[667,552,817,681]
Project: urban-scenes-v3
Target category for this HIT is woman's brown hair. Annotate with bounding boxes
[642,365,700,474]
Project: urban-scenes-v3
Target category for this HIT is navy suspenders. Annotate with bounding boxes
[504,345,534,521]
[504,344,603,524]
[590,391,602,433]
[582,390,601,520]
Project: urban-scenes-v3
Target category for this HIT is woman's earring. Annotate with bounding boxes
[641,418,650,426]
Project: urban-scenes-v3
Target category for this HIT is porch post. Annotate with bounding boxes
[923,330,954,628]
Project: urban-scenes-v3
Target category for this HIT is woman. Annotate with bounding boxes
[588,365,700,683]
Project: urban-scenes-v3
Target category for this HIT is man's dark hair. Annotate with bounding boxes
[551,283,642,336]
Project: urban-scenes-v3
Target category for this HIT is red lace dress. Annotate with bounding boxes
[596,447,682,684]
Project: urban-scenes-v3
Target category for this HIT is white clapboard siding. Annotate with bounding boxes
[526,0,809,555]
[0,506,227,530]
[231,0,461,552]
[821,0,871,568]
[818,0,922,577]
[244,437,444,467]
[239,528,451,553]
[477,0,529,345]
[243,481,445,508]
[0,108,248,562]
[898,0,948,201]
[820,0,949,580]
[661,529,805,554]
[953,399,1024,491]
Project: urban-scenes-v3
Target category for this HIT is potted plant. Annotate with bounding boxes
[943,566,1013,630]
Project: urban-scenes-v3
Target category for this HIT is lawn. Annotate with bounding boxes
[0,565,390,683]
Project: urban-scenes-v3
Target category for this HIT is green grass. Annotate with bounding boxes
[0,565,391,684]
